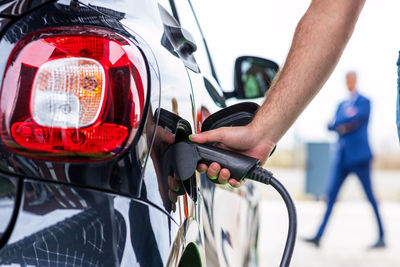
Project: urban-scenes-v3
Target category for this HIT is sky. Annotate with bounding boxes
[191,0,400,154]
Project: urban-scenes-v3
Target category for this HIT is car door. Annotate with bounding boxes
[132,1,208,265]
[170,1,260,267]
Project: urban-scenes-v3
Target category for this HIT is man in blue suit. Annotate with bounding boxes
[304,71,385,248]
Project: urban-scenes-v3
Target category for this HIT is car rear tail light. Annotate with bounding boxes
[0,27,147,160]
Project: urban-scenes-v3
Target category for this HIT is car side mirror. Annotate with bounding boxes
[224,56,279,99]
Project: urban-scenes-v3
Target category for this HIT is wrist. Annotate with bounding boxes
[246,122,276,150]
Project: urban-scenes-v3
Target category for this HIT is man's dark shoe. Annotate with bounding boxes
[369,239,386,249]
[302,237,320,248]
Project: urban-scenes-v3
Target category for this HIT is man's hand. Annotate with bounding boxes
[190,0,365,188]
[189,124,276,187]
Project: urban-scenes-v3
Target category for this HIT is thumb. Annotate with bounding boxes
[189,128,226,144]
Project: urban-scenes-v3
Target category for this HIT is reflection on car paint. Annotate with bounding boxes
[0,179,178,266]
[0,176,18,241]
[0,0,51,16]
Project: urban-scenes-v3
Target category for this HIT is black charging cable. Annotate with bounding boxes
[247,167,297,267]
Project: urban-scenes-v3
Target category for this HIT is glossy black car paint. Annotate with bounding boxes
[0,1,260,266]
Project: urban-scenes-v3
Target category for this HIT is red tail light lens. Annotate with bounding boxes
[0,27,147,160]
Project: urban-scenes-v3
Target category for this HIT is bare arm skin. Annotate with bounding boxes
[190,0,366,186]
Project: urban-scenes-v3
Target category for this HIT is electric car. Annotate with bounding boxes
[0,0,278,266]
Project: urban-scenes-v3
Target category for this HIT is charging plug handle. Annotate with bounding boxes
[196,143,259,182]
[168,142,259,182]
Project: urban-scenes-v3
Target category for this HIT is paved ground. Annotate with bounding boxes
[256,168,400,267]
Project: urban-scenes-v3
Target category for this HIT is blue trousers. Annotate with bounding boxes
[315,160,384,239]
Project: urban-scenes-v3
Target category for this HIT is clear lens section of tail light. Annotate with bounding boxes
[32,57,106,128]
[0,27,147,160]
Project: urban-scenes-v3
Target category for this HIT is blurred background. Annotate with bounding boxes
[191,0,400,266]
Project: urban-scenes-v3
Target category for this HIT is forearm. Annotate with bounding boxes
[250,0,365,144]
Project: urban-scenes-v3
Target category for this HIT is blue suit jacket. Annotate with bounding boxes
[328,93,373,166]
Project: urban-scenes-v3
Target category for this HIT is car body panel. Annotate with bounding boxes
[0,0,260,266]
[0,177,179,266]
[0,175,19,248]
[0,0,51,17]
